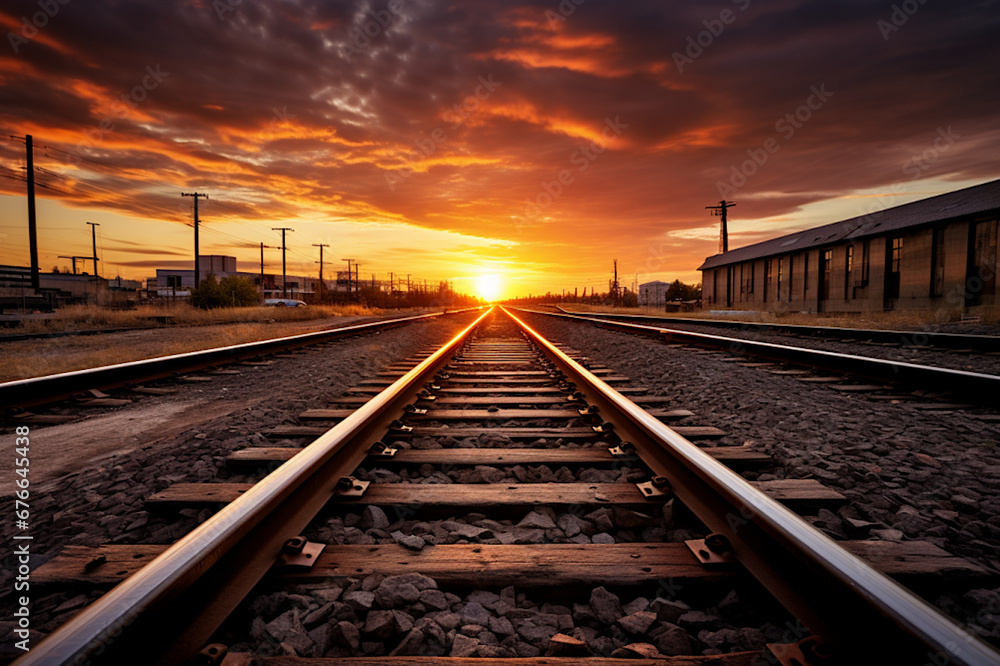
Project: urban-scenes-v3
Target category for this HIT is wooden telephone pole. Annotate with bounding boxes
[182,192,209,287]
[272,227,294,297]
[706,200,736,253]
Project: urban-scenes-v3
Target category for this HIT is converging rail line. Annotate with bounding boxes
[555,307,1000,353]
[0,310,478,412]
[16,307,1000,665]
[531,308,1000,408]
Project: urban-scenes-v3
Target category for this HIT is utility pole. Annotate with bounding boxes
[272,227,293,297]
[259,242,265,292]
[182,192,209,287]
[313,243,330,298]
[354,263,360,296]
[24,135,39,291]
[86,222,100,277]
[706,200,736,253]
[57,256,87,274]
[613,259,619,304]
[371,273,375,289]
[342,258,355,298]
[389,272,394,292]
[407,274,411,292]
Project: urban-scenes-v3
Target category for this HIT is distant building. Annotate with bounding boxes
[699,179,1000,314]
[0,266,146,309]
[154,255,328,299]
[639,280,671,307]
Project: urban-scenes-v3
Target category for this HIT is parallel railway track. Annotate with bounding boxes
[531,308,1000,409]
[13,307,1000,664]
[0,310,475,414]
[555,308,1000,353]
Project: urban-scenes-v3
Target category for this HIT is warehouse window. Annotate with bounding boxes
[763,260,772,303]
[788,256,795,302]
[931,228,945,297]
[777,258,783,300]
[820,249,832,301]
[803,253,809,294]
[861,240,870,284]
[845,245,854,299]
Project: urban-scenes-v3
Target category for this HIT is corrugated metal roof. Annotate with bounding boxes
[698,179,1000,271]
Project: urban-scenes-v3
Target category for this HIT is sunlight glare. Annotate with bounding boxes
[475,274,502,301]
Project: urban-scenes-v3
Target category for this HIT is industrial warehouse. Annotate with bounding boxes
[699,179,1000,314]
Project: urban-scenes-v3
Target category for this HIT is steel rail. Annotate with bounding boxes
[0,311,453,410]
[556,306,1000,352]
[504,306,1000,665]
[526,308,1000,407]
[16,307,492,666]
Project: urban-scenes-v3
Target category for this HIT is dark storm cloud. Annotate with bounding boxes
[0,0,997,284]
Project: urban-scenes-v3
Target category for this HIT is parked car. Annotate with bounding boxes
[264,298,308,307]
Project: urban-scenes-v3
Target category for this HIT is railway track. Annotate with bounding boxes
[15,307,1000,664]
[0,310,477,416]
[555,307,1000,353]
[530,308,1000,409]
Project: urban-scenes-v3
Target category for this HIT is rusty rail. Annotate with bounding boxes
[506,306,1000,664]
[15,308,492,666]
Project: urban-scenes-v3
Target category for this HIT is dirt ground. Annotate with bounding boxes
[0,314,401,382]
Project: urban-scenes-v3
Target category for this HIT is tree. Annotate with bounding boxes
[219,275,262,307]
[665,279,701,301]
[190,275,261,308]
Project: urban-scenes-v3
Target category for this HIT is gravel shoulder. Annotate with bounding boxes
[632,319,1000,376]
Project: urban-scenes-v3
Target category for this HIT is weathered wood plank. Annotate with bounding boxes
[76,398,132,407]
[840,540,988,578]
[300,408,697,422]
[9,413,81,425]
[34,541,983,588]
[395,426,712,440]
[34,544,167,584]
[269,424,711,441]
[420,395,676,406]
[251,654,760,665]
[446,371,549,377]
[227,446,771,467]
[146,480,843,508]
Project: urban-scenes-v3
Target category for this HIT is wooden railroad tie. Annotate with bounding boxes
[34,541,987,588]
[226,446,772,469]
[145,480,845,510]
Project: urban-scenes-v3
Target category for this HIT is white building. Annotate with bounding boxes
[639,280,671,307]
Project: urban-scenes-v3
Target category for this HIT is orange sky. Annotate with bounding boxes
[1,0,998,299]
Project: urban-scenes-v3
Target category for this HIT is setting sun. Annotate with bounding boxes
[475,274,503,301]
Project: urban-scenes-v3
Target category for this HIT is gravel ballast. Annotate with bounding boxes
[0,311,480,656]
[518,310,1000,646]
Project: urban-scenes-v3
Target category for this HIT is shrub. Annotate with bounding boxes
[190,275,261,309]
